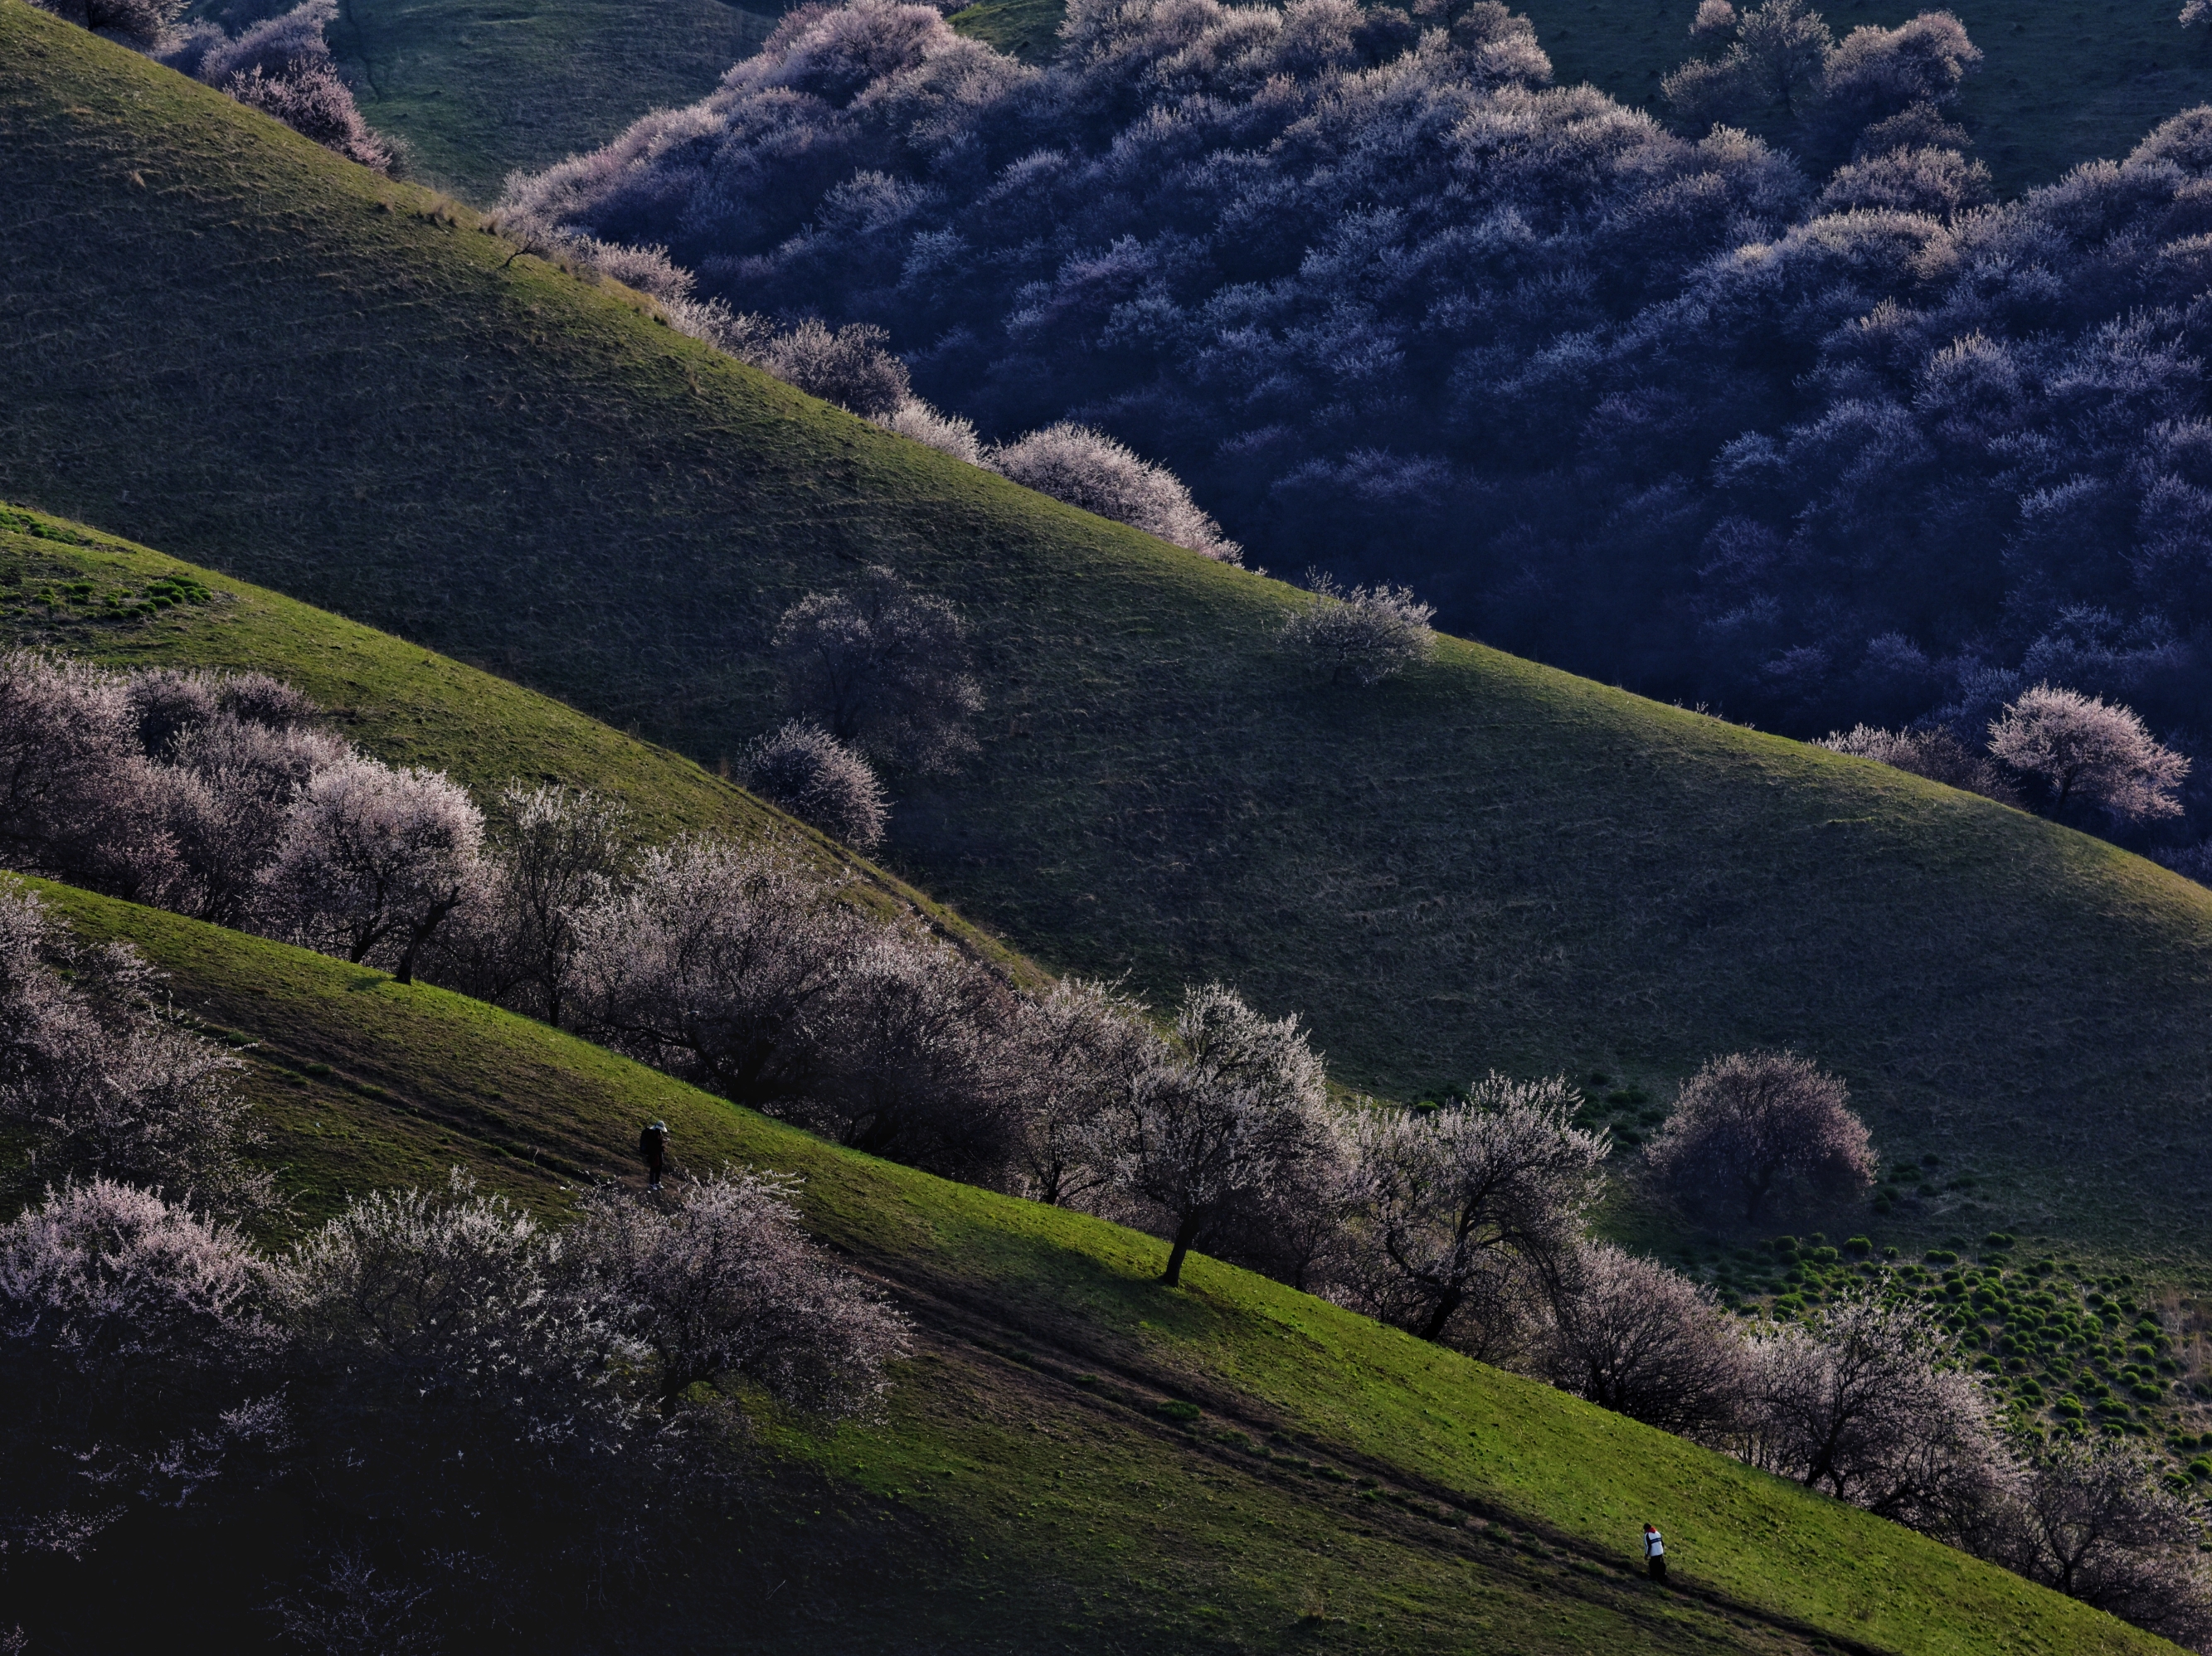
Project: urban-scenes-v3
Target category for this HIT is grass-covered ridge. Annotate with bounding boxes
[314,0,780,201]
[10,5,2212,1274]
[14,871,2176,1654]
[0,503,1022,964]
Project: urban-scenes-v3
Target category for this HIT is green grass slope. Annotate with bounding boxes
[17,871,2177,1655]
[315,0,780,200]
[0,502,1023,963]
[9,7,2212,1271]
[946,0,2212,194]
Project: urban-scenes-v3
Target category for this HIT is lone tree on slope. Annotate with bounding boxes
[1986,684,2189,823]
[1644,1050,1875,1224]
[1281,572,1437,687]
[771,567,982,773]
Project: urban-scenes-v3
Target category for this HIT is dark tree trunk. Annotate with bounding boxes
[1417,1284,1466,1343]
[1742,1165,1777,1223]
[391,889,464,984]
[1161,1212,1204,1286]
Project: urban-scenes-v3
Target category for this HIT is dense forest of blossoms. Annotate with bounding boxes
[505,0,2212,850]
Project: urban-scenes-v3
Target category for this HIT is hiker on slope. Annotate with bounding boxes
[639,1119,668,1190]
[1643,1522,1667,1583]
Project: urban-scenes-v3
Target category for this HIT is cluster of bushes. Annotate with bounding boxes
[1725,1240,2200,1440]
[1823,682,2191,828]
[1705,1238,2212,1646]
[0,653,483,979]
[501,0,2212,852]
[1342,1053,2212,1649]
[32,0,391,170]
[0,873,907,1645]
[1740,1294,2212,1646]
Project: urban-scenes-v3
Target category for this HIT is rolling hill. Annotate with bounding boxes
[7,869,2176,1655]
[0,501,1025,964]
[8,3,2212,1278]
[313,0,781,201]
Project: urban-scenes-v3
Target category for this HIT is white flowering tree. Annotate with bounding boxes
[1987,684,2189,822]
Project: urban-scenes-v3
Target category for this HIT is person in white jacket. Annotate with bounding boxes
[1643,1523,1667,1582]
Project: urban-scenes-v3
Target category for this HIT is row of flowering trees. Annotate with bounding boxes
[0,649,2206,1644]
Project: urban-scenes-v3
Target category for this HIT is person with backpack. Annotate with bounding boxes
[639,1119,668,1190]
[1642,1523,1666,1582]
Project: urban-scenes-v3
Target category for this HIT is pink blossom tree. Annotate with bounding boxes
[1338,1076,1608,1356]
[280,1170,632,1454]
[571,837,863,1105]
[257,755,487,982]
[463,783,634,1024]
[1005,977,1162,1207]
[772,566,984,771]
[1644,1050,1875,1224]
[987,425,1242,562]
[1085,983,1330,1287]
[1998,1438,2212,1647]
[574,1168,909,1416]
[737,318,913,418]
[1538,1241,1749,1438]
[1986,684,2190,822]
[1281,572,1437,686]
[164,714,349,927]
[0,1178,283,1562]
[742,721,888,848]
[1740,1290,2007,1539]
[799,929,1023,1183]
[0,651,178,901]
[0,886,271,1217]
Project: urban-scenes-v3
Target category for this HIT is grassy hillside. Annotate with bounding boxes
[9,517,2205,1458]
[314,0,780,201]
[11,6,2212,1276]
[0,503,1024,965]
[12,871,2176,1655]
[946,0,2212,194]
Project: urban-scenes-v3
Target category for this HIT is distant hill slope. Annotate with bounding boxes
[945,0,2212,196]
[12,872,2175,1656]
[8,4,2212,1270]
[313,0,780,200]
